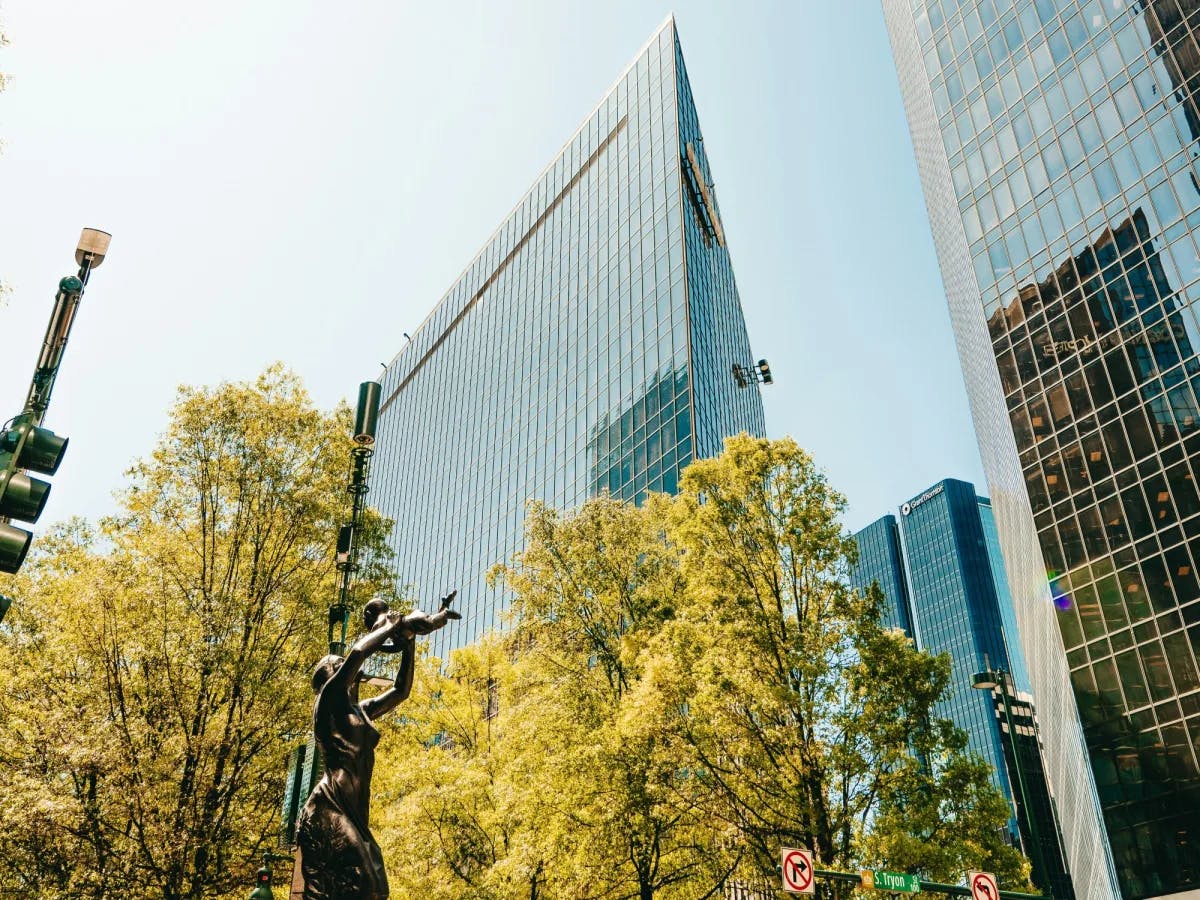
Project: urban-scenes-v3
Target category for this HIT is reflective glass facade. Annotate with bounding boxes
[850,514,915,632]
[851,480,1072,898]
[370,19,765,659]
[883,1,1200,896]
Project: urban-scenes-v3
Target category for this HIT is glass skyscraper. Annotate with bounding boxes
[883,1,1200,896]
[369,18,765,659]
[852,479,1073,899]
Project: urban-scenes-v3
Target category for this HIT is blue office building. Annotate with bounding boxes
[369,18,766,658]
[851,514,914,634]
[852,478,1071,898]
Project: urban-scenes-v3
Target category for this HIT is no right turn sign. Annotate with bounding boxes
[781,847,816,894]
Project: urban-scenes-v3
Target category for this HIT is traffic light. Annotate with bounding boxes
[247,852,291,899]
[0,229,108,577]
[0,420,69,573]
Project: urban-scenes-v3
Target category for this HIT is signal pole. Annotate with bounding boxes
[0,228,110,594]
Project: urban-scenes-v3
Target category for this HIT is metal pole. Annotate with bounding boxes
[22,242,101,425]
[329,444,371,655]
[326,381,381,656]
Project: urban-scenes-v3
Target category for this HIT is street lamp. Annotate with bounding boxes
[971,667,1046,890]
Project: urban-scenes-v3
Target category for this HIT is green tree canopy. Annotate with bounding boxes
[372,435,1030,898]
[0,365,389,899]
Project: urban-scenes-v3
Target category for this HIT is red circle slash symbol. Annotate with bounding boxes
[972,873,998,900]
[783,850,813,891]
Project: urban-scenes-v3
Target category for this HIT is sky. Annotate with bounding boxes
[0,0,988,536]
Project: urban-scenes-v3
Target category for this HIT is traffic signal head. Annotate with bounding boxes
[1,422,69,476]
[0,523,33,575]
[0,421,69,574]
[0,471,51,522]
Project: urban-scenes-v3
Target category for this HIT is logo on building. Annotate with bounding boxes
[1040,322,1185,360]
[901,483,945,516]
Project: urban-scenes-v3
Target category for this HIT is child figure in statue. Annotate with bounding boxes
[296,592,460,900]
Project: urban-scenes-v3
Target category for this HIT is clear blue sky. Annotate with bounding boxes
[0,1,987,534]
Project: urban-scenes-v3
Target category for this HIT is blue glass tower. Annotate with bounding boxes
[852,479,1071,898]
[369,19,766,658]
[849,514,914,634]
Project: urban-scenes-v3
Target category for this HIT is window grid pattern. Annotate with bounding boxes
[674,42,768,456]
[849,514,915,634]
[889,0,1200,894]
[370,20,764,660]
[901,481,1020,807]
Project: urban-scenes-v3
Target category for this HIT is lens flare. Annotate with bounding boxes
[1047,570,1072,609]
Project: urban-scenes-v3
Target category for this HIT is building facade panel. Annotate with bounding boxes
[849,514,915,633]
[674,42,768,457]
[371,20,764,659]
[882,0,1200,895]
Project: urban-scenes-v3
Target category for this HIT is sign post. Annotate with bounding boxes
[969,871,999,900]
[781,847,816,895]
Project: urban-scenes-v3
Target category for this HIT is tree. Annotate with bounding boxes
[643,435,1030,889]
[372,436,1030,897]
[498,498,732,900]
[375,498,731,900]
[0,365,391,898]
[375,638,562,900]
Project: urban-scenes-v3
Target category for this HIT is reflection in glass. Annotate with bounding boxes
[885,0,1200,893]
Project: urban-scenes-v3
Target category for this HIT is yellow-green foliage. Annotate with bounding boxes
[373,435,1031,898]
[0,366,391,899]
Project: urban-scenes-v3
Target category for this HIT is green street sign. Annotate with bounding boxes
[861,870,920,893]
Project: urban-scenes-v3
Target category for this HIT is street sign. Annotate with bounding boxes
[862,870,921,893]
[781,847,816,894]
[969,871,998,900]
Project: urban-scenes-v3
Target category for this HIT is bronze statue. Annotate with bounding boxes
[296,593,460,899]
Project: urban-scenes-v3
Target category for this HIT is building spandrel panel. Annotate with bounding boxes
[885,0,1200,895]
[369,19,764,661]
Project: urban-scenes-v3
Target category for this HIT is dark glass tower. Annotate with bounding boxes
[370,18,766,658]
[882,2,1200,895]
[851,479,1072,899]
[852,514,914,633]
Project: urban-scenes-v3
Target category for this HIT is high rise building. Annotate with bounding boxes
[851,479,1073,899]
[882,2,1200,897]
[369,18,766,658]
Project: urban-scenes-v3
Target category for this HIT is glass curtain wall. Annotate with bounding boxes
[370,19,764,659]
[883,1,1200,895]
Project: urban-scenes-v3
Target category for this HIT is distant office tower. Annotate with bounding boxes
[370,18,766,658]
[851,479,1073,899]
[882,2,1200,897]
